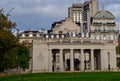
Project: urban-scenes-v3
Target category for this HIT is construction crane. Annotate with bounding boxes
[6,8,14,17]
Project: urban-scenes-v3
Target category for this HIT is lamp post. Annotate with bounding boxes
[108,52,110,71]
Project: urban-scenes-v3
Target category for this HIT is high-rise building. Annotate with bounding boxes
[68,0,98,21]
[68,0,98,36]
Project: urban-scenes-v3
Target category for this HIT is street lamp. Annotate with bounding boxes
[108,52,110,71]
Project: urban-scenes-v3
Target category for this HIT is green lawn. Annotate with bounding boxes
[0,72,120,81]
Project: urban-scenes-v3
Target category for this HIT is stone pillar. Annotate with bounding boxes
[91,49,94,70]
[70,49,74,71]
[49,49,52,72]
[81,49,84,71]
[60,49,63,72]
[101,49,104,70]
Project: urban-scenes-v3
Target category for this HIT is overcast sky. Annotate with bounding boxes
[0,0,120,31]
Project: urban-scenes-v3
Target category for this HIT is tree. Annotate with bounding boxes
[0,11,16,30]
[0,9,30,72]
[0,27,17,72]
[0,10,16,72]
[12,44,31,71]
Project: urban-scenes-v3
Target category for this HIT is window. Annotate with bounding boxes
[95,28,97,32]
[108,27,110,32]
[110,35,114,40]
[96,35,100,40]
[103,27,105,31]
[73,19,76,22]
[59,31,63,34]
[111,27,114,32]
[98,27,100,32]
[77,13,79,16]
[73,13,76,16]
[94,35,96,39]
[103,35,106,40]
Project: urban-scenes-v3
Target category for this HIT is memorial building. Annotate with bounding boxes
[18,0,119,72]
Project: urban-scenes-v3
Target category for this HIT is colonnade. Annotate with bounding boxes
[49,49,101,72]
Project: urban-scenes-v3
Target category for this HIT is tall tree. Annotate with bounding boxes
[0,10,17,72]
[0,9,30,72]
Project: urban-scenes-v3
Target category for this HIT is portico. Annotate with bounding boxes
[49,47,101,72]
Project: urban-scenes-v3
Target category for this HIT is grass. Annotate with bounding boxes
[0,72,120,81]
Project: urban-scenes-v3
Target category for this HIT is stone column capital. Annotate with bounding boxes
[80,49,84,51]
[60,49,63,51]
[91,49,94,51]
[70,49,74,51]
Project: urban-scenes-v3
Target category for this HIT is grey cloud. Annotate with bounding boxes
[100,0,120,4]
[0,0,119,30]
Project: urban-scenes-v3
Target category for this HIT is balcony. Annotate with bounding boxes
[107,23,116,26]
[93,22,102,26]
[90,29,119,33]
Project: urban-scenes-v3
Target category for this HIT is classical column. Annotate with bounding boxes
[60,49,63,72]
[49,49,52,72]
[70,49,74,71]
[81,49,84,71]
[101,49,104,70]
[91,49,94,70]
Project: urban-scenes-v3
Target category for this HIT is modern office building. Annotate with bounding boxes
[19,0,119,72]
